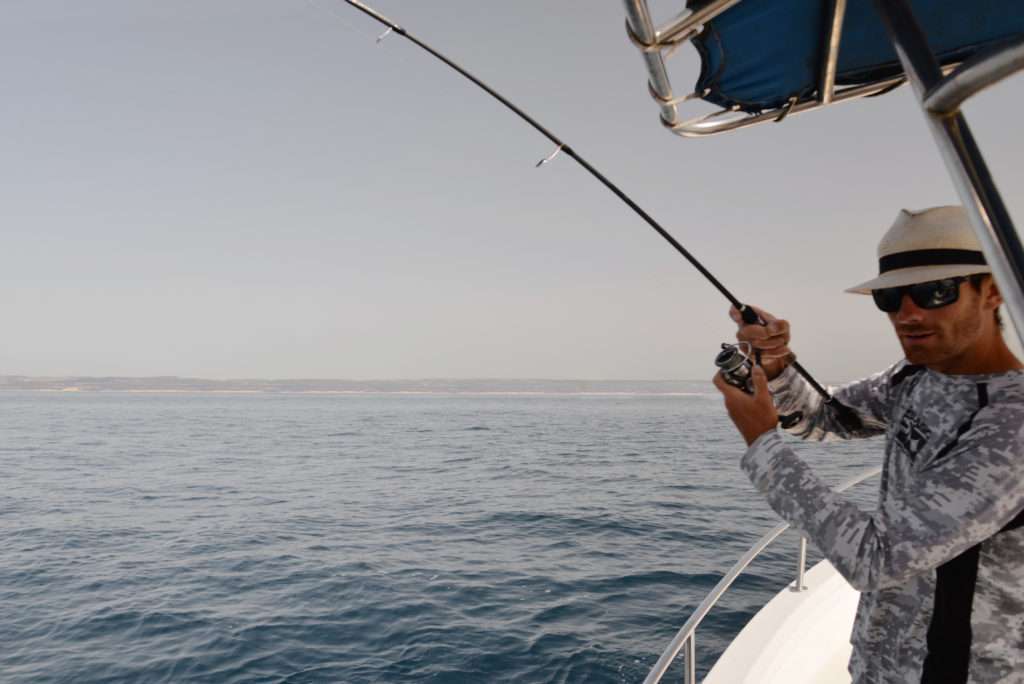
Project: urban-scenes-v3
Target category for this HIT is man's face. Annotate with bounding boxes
[886,277,995,372]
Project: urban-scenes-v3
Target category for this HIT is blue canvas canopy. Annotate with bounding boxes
[691,0,1024,112]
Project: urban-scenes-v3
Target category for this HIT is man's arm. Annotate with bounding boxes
[730,305,893,440]
[768,363,897,440]
[742,417,1024,591]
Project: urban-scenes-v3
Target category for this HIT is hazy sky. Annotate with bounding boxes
[3,1,1022,380]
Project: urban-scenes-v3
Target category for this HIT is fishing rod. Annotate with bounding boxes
[341,0,862,431]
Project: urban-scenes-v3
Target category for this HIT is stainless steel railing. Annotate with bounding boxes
[643,465,882,684]
[619,0,964,137]
[620,0,903,136]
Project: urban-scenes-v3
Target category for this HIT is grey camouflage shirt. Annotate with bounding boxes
[742,362,1024,683]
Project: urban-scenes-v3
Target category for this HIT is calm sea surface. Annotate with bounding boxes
[1,388,881,683]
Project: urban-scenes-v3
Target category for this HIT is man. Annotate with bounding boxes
[713,206,1024,683]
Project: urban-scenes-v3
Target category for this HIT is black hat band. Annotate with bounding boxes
[879,248,986,274]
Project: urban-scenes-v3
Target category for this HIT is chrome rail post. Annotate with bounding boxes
[622,0,747,129]
[793,537,808,592]
[818,0,848,103]
[871,0,1024,345]
[622,0,680,125]
[684,635,696,684]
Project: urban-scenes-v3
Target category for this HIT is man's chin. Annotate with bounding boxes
[901,344,940,366]
[902,344,965,370]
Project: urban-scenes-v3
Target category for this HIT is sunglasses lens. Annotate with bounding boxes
[872,287,903,312]
[910,278,960,309]
[871,278,963,313]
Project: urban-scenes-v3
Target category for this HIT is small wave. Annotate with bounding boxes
[581,570,720,595]
[474,510,656,538]
[531,601,599,623]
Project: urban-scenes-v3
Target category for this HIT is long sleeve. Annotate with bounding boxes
[741,415,1024,592]
[768,362,905,441]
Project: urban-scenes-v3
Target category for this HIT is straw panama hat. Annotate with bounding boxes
[846,206,991,294]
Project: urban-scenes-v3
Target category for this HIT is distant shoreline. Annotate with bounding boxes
[0,376,713,396]
[6,389,712,395]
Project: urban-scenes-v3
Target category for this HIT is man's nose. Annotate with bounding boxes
[893,293,925,322]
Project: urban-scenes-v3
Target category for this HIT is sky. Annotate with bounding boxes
[2,0,1022,381]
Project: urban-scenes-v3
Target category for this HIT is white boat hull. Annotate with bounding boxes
[703,559,859,684]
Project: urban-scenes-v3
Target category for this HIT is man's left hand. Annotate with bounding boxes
[712,365,779,446]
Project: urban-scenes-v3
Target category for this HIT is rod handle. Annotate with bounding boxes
[738,304,761,325]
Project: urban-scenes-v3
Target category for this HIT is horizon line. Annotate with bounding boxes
[0,374,705,383]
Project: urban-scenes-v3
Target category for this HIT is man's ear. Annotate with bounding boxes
[984,275,1004,311]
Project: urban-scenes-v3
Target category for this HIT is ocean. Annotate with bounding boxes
[0,386,881,683]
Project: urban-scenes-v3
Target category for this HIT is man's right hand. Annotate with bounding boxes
[728,305,795,380]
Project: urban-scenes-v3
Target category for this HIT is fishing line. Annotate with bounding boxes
[338,0,862,429]
[304,0,365,39]
[304,0,421,74]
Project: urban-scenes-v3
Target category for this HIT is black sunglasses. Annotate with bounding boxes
[872,277,967,313]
